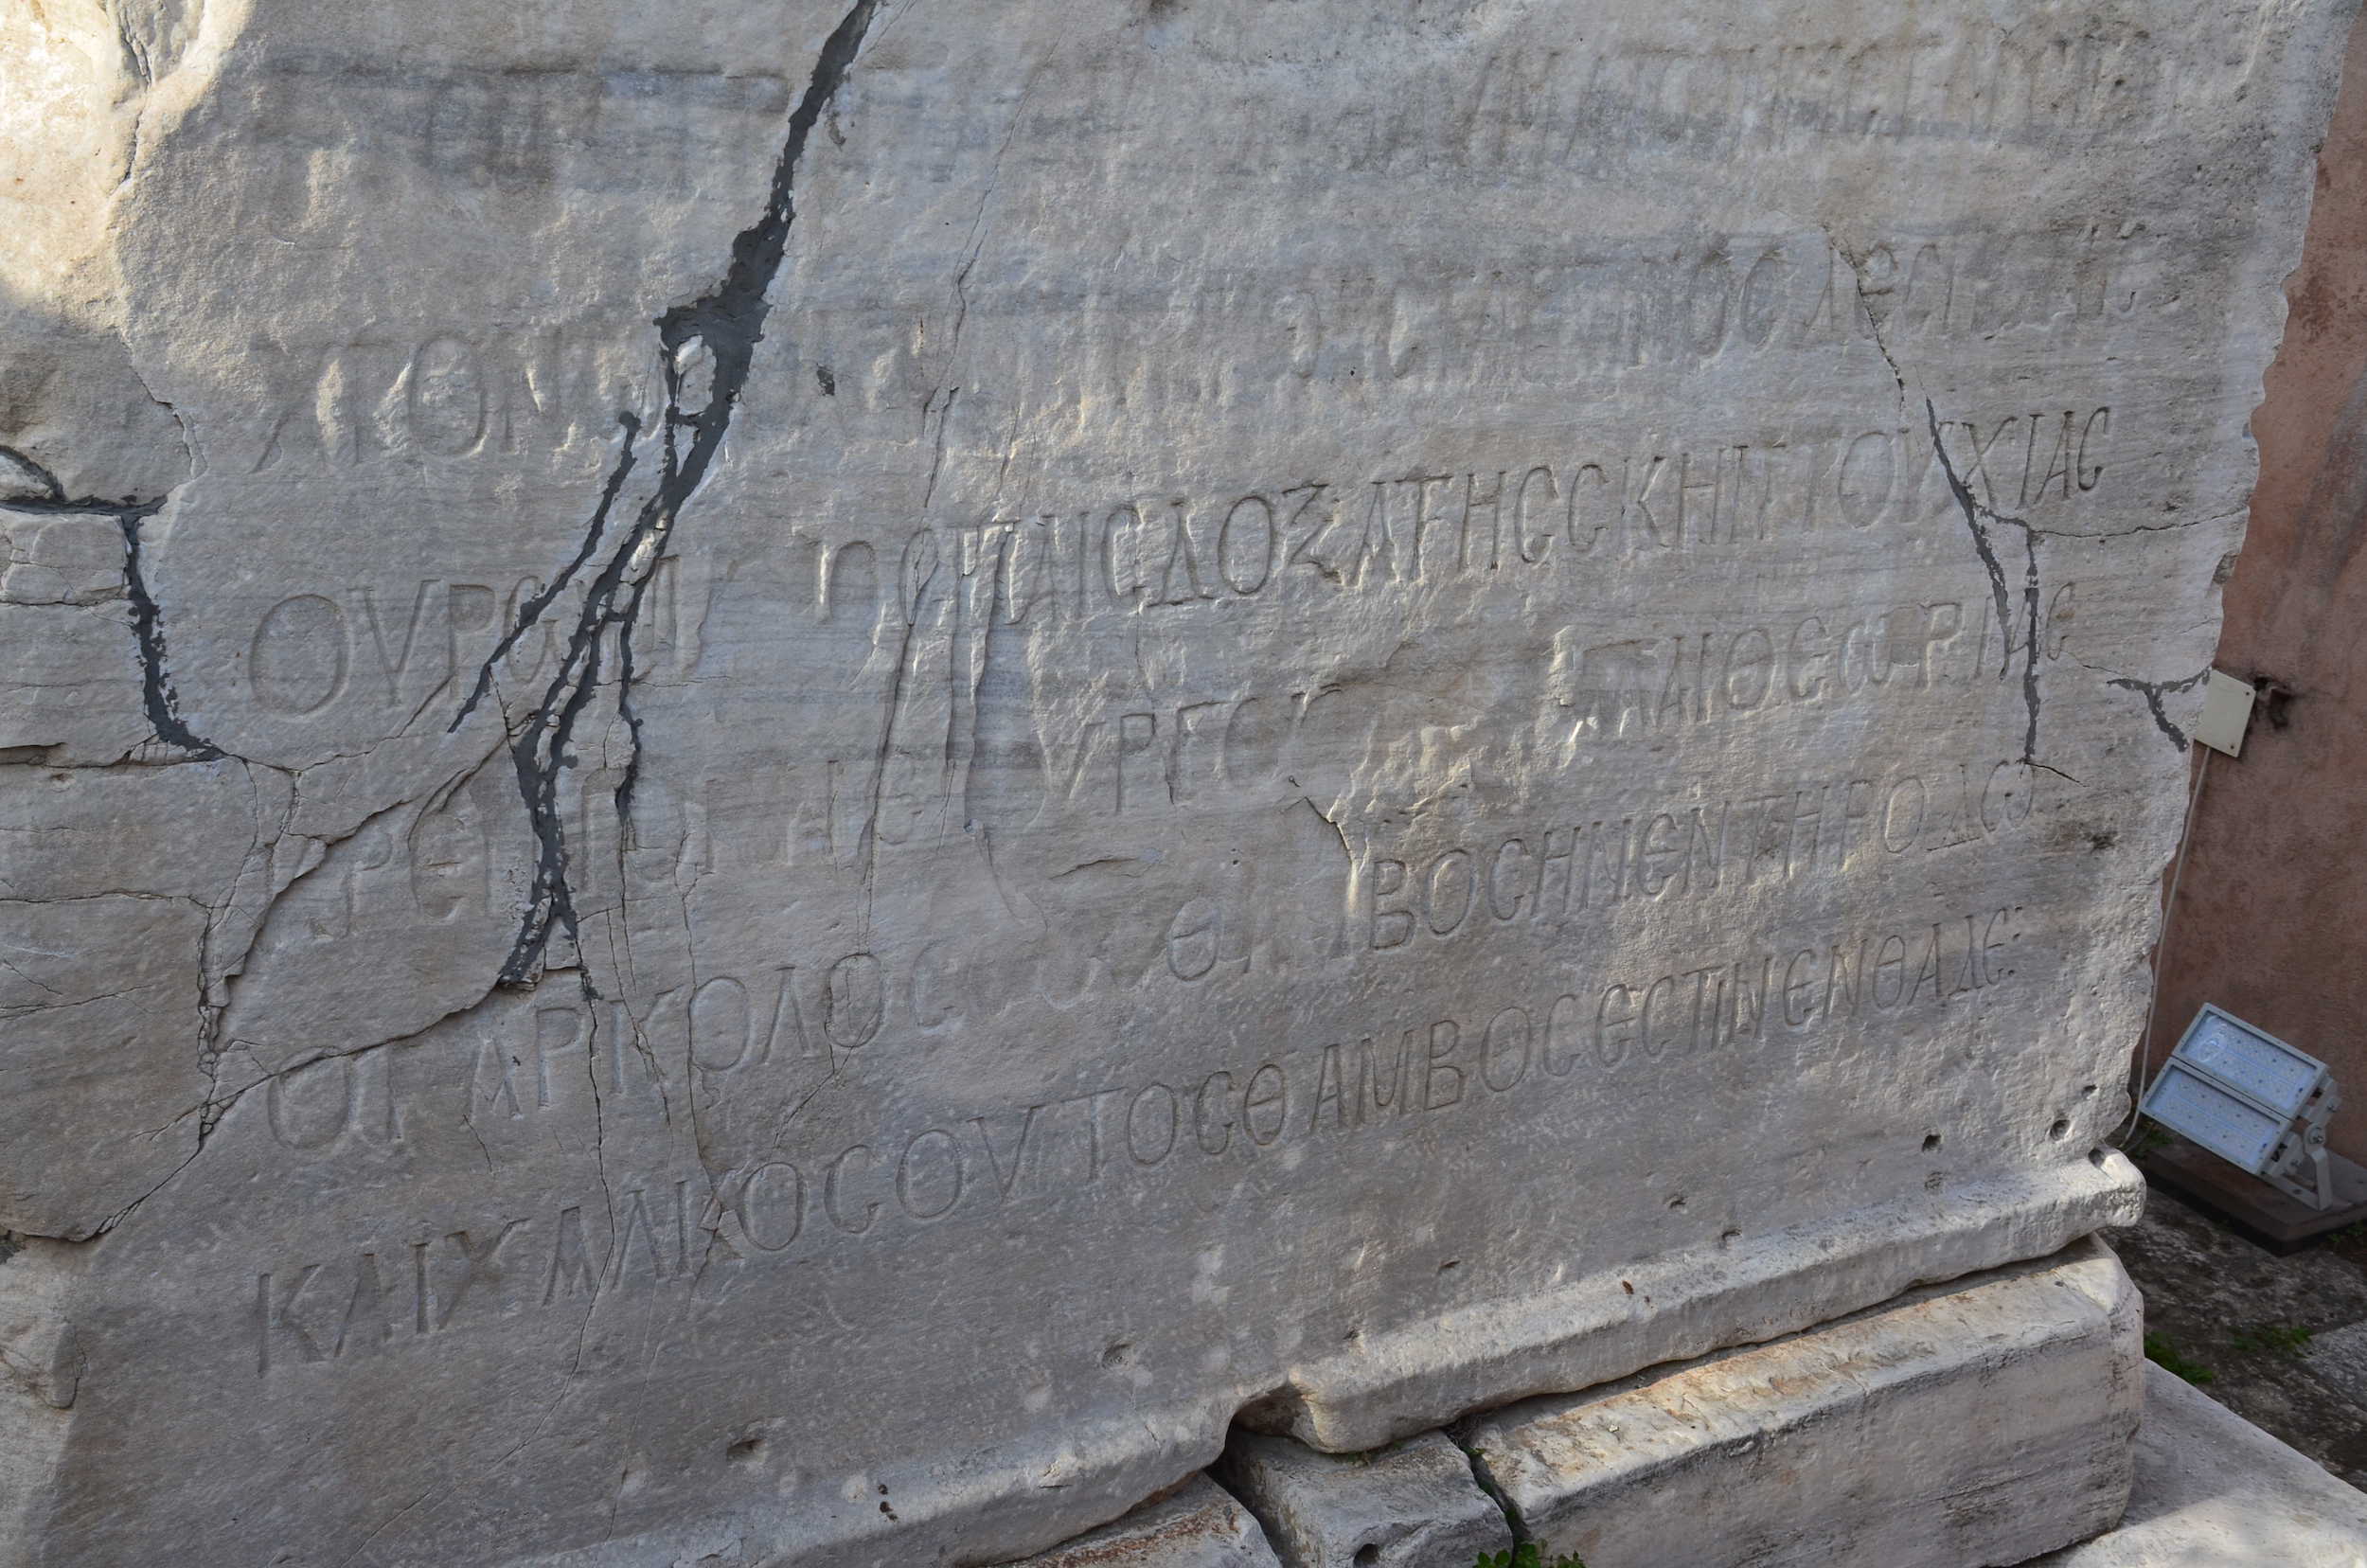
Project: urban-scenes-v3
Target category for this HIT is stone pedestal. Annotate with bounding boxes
[1192,1240,2144,1568]
[1014,1251,2367,1568]
[1452,1238,2142,1568]
[0,0,2348,1559]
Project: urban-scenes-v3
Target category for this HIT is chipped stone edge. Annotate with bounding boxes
[1255,1149,2144,1452]
[0,1156,2144,1566]
[1000,1234,2145,1568]
[1456,1237,2143,1564]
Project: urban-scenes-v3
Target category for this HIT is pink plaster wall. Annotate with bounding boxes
[2152,7,2367,1160]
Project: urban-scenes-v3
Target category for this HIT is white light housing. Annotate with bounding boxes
[2143,1005,2341,1207]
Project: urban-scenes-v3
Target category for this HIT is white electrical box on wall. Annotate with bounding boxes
[2194,668,2255,757]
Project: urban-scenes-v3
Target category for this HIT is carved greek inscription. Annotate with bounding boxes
[1543,589,2078,747]
[245,328,655,472]
[243,902,2027,1373]
[254,1179,704,1375]
[1358,761,2038,953]
[460,958,880,1128]
[248,60,793,229]
[1590,908,2024,1066]
[1240,235,2167,392]
[706,908,2024,1264]
[245,561,705,718]
[247,953,888,1160]
[239,949,1121,1163]
[1276,27,2245,182]
[230,786,513,1015]
[1027,683,1365,822]
[263,1049,408,1153]
[877,409,2111,634]
[1934,408,2112,512]
[585,683,1358,863]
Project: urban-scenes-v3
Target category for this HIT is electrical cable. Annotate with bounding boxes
[2121,743,2213,1143]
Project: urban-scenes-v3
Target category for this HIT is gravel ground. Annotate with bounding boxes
[2112,1177,2367,1489]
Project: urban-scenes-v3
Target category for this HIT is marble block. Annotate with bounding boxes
[1002,1477,1281,1568]
[0,0,2348,1562]
[1218,1431,1513,1568]
[1458,1239,2144,1568]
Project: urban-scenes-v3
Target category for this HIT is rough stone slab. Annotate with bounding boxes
[1217,1431,1512,1568]
[2029,1362,2367,1565]
[0,0,2351,1563]
[1000,1477,1281,1568]
[2305,1318,2367,1410]
[1458,1238,2143,1568]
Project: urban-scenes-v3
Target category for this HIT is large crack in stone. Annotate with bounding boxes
[451,0,886,991]
[1926,398,2051,771]
[0,441,217,761]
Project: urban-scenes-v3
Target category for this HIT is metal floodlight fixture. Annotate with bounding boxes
[2142,1005,2342,1210]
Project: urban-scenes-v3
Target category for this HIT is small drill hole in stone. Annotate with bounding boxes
[1437,1259,1462,1274]
[1923,1133,1942,1152]
[1101,1342,1133,1369]
[2089,1147,2109,1167]
[1666,1195,1686,1210]
[2049,1117,2071,1140]
[726,1436,764,1465]
[1355,1547,1381,1567]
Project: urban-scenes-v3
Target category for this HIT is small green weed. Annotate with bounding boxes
[1474,1548,1587,1568]
[2230,1323,2314,1359]
[2144,1331,2216,1385]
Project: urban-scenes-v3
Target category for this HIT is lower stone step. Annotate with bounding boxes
[1008,1238,2142,1567]
[1001,1236,2367,1568]
[1002,1475,1281,1567]
[1455,1237,2141,1568]
[1217,1429,1513,1567]
[2028,1359,2367,1564]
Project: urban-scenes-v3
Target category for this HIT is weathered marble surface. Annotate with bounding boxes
[1219,1431,1512,1568]
[1001,1477,1281,1568]
[1461,1238,2142,1567]
[0,0,2349,1563]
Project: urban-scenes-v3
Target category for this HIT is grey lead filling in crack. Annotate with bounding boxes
[450,0,886,991]
[0,442,215,760]
[1925,396,2057,771]
[2107,668,2211,750]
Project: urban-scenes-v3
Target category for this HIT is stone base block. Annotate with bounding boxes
[1218,1430,1513,1568]
[1457,1238,2142,1568]
[1000,1476,1280,1567]
[2029,1361,2367,1564]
